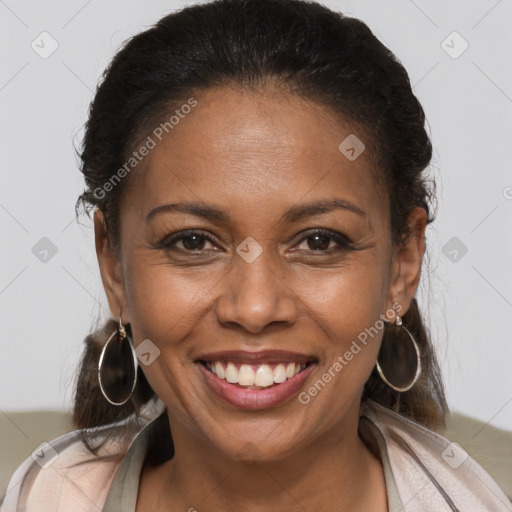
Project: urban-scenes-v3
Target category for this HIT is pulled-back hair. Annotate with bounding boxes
[73,0,447,454]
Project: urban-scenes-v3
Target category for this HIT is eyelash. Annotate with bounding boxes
[158,228,353,255]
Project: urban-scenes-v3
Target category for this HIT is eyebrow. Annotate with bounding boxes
[146,198,366,224]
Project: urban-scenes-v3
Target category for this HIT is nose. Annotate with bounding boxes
[214,252,298,335]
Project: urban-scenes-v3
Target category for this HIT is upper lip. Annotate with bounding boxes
[196,350,317,365]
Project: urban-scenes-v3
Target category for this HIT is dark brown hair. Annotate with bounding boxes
[73,0,447,454]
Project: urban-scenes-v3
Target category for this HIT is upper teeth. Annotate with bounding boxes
[205,361,307,387]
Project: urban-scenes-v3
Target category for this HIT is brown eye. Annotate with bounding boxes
[304,234,331,251]
[159,230,218,253]
[178,233,210,251]
[293,229,353,253]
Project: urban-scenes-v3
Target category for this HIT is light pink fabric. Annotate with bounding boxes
[0,419,148,512]
[361,401,512,511]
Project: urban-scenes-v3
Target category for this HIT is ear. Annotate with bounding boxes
[386,206,427,317]
[94,209,129,323]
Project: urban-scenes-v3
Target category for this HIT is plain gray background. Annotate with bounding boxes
[1,0,511,430]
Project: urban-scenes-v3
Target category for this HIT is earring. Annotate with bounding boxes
[376,315,421,392]
[98,314,138,406]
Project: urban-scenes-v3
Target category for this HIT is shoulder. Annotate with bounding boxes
[0,413,154,512]
[360,400,512,511]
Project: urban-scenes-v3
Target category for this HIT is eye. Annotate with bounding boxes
[292,229,353,253]
[160,230,219,252]
[158,228,353,255]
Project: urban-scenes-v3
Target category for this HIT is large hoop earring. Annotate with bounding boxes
[376,315,421,392]
[98,314,138,406]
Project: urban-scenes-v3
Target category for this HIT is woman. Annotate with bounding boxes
[2,0,511,510]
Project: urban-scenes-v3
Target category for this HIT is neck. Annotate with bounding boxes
[139,401,388,511]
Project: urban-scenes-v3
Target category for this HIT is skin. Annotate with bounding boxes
[94,86,426,511]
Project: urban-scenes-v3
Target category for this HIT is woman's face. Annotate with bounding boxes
[96,86,425,462]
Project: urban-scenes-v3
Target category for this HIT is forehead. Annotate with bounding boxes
[126,87,387,227]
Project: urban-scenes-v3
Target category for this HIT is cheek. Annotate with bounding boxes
[128,261,386,344]
[123,254,206,341]
[122,267,205,422]
[297,255,390,343]
[124,247,391,346]
[293,257,390,397]
[121,258,205,394]
[122,245,390,414]
[293,274,387,421]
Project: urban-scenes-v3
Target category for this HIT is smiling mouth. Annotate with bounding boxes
[198,360,313,389]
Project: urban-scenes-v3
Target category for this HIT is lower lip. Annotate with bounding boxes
[196,362,316,410]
